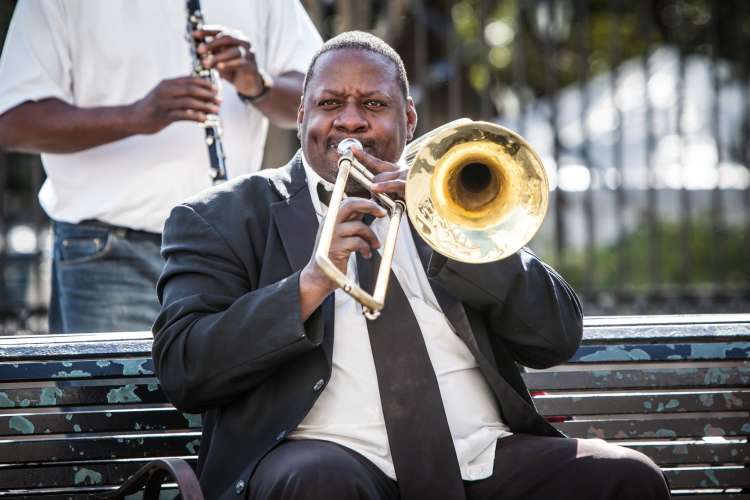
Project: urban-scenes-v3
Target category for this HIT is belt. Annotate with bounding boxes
[76,219,162,241]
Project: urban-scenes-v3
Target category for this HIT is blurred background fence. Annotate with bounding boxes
[1,0,748,333]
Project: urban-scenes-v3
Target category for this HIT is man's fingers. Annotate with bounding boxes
[192,25,226,37]
[372,170,403,183]
[214,59,246,73]
[161,77,219,102]
[352,147,398,174]
[171,97,220,115]
[370,170,407,198]
[336,236,375,260]
[200,35,251,55]
[371,180,406,197]
[337,198,387,222]
[166,75,214,89]
[334,221,380,250]
[207,46,246,64]
[166,109,207,123]
[207,47,256,71]
[192,28,221,40]
[184,83,221,103]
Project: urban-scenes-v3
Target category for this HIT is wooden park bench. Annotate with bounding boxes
[0,314,748,498]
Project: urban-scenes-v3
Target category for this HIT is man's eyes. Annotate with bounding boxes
[317,99,387,108]
[364,99,386,108]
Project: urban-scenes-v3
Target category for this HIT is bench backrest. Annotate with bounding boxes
[0,332,191,498]
[0,315,747,498]
[525,315,750,497]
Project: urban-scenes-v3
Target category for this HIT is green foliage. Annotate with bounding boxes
[449,0,750,98]
[553,214,748,292]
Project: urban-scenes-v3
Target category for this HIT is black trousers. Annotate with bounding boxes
[247,435,671,500]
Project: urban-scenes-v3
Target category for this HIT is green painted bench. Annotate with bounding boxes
[0,314,747,498]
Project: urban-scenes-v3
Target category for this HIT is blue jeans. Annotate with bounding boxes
[49,220,163,333]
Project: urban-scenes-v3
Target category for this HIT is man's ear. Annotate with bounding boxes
[405,97,418,142]
[296,96,304,140]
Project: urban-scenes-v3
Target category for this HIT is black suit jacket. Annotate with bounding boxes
[152,152,583,500]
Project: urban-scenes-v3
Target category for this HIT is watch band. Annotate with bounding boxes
[238,69,273,103]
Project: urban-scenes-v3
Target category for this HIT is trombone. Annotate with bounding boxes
[314,119,549,320]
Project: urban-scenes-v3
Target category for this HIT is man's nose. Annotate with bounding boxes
[333,103,367,133]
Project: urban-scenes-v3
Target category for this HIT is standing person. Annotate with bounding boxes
[0,0,322,333]
[153,31,670,500]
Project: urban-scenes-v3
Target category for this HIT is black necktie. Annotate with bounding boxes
[356,251,466,500]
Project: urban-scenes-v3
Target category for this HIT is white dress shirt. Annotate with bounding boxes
[0,0,321,233]
[287,154,512,481]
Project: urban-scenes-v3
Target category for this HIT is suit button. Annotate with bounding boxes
[313,378,325,391]
[235,479,246,494]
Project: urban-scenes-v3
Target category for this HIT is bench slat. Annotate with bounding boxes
[664,467,750,489]
[672,496,750,500]
[0,408,200,437]
[571,343,750,363]
[0,462,144,490]
[0,434,200,463]
[553,416,750,440]
[672,493,750,500]
[0,462,189,494]
[0,490,178,500]
[535,391,750,416]
[625,442,750,466]
[581,320,750,342]
[0,380,166,409]
[0,357,154,382]
[524,366,750,391]
[0,340,153,361]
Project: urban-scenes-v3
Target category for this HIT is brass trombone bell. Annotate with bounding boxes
[314,119,549,320]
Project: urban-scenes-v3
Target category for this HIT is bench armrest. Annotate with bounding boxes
[96,458,204,500]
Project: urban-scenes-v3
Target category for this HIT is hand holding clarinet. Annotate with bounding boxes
[131,1,269,183]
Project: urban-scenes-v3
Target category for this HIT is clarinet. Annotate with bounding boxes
[186,0,228,184]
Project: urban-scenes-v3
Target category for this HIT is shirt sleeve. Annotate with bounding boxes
[0,0,74,116]
[263,0,323,77]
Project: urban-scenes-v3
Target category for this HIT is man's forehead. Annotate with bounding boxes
[318,46,391,65]
[308,48,399,92]
[317,88,392,98]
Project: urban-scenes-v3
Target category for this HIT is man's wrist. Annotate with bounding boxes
[299,264,337,322]
[124,100,149,135]
[238,69,273,103]
[300,264,336,296]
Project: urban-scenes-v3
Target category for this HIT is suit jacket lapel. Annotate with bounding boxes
[270,153,335,367]
[408,223,480,352]
[270,154,318,272]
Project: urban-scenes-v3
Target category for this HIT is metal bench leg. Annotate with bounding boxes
[97,458,204,500]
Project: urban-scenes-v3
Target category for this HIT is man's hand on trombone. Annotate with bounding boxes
[351,147,408,201]
[298,146,407,321]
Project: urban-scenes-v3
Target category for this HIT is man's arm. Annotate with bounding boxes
[353,145,582,369]
[153,202,327,414]
[154,190,386,413]
[0,76,220,154]
[249,71,304,128]
[427,250,583,369]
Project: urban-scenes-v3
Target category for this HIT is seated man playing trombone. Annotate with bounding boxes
[152,31,670,500]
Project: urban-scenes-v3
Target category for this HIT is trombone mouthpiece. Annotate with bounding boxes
[337,138,363,155]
